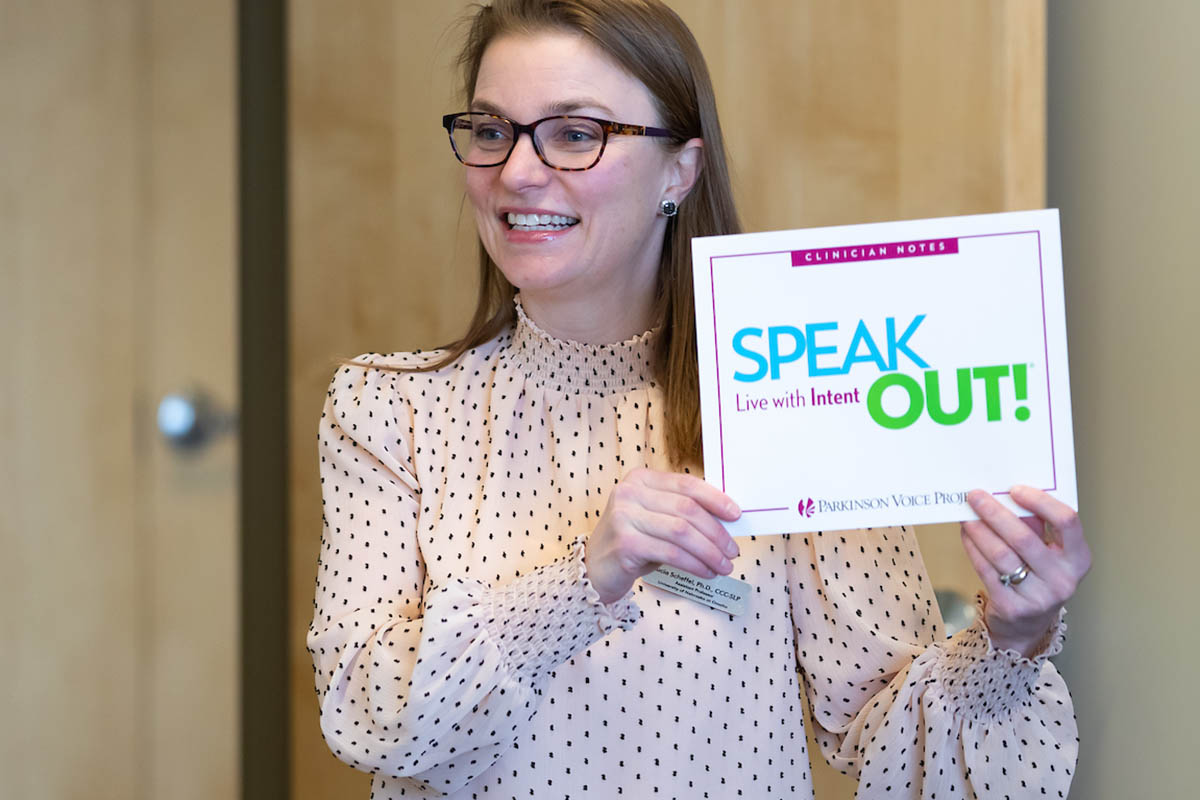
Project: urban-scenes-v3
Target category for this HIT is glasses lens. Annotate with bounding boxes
[450,113,514,166]
[536,117,605,169]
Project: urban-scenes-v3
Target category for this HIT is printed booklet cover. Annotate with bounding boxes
[691,209,1077,537]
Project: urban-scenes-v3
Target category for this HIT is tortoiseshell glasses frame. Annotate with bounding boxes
[442,111,677,171]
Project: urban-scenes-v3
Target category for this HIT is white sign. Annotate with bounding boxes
[692,209,1077,537]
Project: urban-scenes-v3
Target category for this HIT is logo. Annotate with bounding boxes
[797,498,815,518]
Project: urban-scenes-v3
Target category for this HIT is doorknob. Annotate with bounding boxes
[157,390,237,451]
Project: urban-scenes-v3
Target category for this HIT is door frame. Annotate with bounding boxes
[239,1,290,797]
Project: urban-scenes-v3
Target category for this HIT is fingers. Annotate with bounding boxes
[966,489,1052,577]
[627,467,741,567]
[638,469,742,521]
[630,507,731,576]
[603,468,741,580]
[970,486,1091,577]
[963,486,1091,610]
[959,525,1011,598]
[1009,484,1088,556]
[960,519,1022,580]
[638,534,725,581]
[639,486,739,556]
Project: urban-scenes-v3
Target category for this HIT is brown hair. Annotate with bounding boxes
[419,0,739,466]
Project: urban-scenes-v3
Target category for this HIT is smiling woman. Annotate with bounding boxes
[304,2,1086,799]
[463,31,702,344]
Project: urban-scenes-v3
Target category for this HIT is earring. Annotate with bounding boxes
[659,199,678,217]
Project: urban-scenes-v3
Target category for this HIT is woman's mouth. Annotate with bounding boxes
[505,212,579,232]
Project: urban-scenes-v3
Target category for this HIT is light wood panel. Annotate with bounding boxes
[288,3,1045,798]
[0,1,237,797]
[140,3,239,798]
[0,5,141,795]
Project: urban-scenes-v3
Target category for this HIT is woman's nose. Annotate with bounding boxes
[498,132,551,191]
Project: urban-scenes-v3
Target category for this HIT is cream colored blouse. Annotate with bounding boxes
[307,299,1075,799]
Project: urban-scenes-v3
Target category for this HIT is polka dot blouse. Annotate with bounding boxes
[308,298,1076,799]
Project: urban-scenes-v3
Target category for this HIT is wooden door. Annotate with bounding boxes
[0,2,239,797]
[287,3,1045,798]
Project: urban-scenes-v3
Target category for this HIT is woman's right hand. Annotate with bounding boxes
[584,468,742,605]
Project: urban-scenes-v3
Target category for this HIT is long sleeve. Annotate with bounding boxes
[785,527,1076,798]
[306,362,638,796]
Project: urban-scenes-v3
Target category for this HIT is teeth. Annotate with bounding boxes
[506,212,579,229]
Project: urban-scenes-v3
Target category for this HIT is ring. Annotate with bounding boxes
[998,562,1030,587]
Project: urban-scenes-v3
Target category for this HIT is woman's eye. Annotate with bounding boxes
[476,125,510,141]
[550,126,600,148]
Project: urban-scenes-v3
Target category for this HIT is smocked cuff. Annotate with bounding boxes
[933,592,1068,721]
[576,535,641,633]
[485,538,641,684]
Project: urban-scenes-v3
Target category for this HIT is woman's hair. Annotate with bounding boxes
[425,0,740,466]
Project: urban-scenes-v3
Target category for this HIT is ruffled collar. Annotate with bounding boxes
[505,295,657,394]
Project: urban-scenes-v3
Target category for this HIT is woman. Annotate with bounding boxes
[308,1,1092,797]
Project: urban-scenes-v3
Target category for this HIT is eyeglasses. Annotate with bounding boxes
[442,111,676,171]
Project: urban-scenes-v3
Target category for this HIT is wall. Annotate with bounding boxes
[1048,2,1200,796]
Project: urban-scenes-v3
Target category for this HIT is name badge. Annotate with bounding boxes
[642,566,751,616]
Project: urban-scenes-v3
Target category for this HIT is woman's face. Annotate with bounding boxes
[465,32,697,321]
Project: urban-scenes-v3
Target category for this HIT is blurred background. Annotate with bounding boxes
[2,1,1195,797]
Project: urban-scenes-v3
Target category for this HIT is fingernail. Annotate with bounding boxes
[719,557,732,573]
[967,489,987,507]
[726,501,741,518]
[723,539,739,558]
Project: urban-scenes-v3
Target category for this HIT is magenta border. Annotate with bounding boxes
[708,229,1056,511]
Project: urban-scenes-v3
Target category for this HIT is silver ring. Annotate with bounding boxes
[998,562,1030,587]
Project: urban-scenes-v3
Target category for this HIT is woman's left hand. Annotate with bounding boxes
[960,485,1092,658]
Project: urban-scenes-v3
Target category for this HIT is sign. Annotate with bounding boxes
[692,209,1077,536]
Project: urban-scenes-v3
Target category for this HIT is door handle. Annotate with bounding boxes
[157,390,237,451]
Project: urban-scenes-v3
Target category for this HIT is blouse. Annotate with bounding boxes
[307,298,1076,799]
